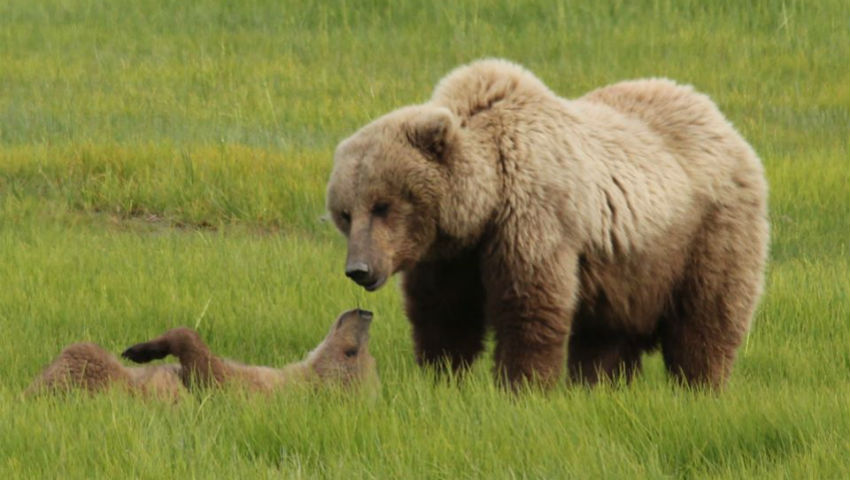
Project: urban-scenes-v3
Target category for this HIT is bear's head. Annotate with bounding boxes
[327,105,498,291]
[307,308,377,388]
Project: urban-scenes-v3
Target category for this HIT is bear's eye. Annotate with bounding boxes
[371,202,390,217]
[340,211,351,223]
[344,348,358,358]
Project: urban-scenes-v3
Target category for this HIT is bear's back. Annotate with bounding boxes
[580,79,765,202]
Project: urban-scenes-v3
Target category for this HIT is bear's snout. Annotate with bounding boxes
[345,261,372,284]
[345,261,386,291]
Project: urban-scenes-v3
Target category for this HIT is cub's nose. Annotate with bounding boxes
[357,309,373,321]
[345,262,372,285]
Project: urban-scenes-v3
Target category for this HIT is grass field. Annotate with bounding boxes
[1,0,848,478]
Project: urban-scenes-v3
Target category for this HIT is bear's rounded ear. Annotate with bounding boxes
[405,107,457,162]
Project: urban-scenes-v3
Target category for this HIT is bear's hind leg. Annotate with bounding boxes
[123,327,229,388]
[403,251,487,374]
[661,202,768,390]
[27,343,131,396]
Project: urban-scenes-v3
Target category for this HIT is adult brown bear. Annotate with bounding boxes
[326,59,769,390]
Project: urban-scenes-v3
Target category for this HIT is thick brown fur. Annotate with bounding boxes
[121,309,379,393]
[326,59,769,391]
[25,342,183,400]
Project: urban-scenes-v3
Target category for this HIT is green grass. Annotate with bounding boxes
[1,0,847,478]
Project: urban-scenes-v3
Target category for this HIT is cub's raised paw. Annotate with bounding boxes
[122,342,169,363]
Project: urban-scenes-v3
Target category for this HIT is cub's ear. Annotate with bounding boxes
[405,107,458,161]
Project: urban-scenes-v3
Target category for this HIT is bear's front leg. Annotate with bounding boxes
[402,249,486,374]
[485,247,579,390]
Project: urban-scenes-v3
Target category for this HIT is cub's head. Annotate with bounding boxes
[326,105,459,291]
[307,309,378,388]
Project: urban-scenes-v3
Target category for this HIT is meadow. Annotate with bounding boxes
[1,0,847,478]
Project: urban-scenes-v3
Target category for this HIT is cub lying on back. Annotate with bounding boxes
[27,309,378,398]
[123,308,378,392]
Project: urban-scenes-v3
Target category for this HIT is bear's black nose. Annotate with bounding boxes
[345,262,372,285]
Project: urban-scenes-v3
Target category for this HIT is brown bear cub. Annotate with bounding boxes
[122,308,378,392]
[327,59,769,391]
[27,309,378,397]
